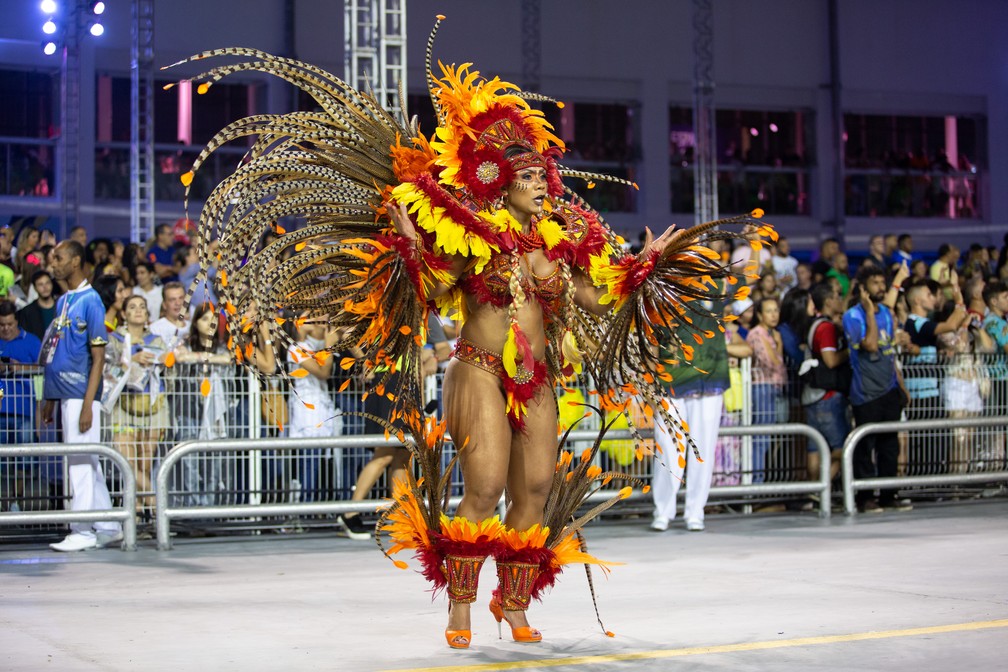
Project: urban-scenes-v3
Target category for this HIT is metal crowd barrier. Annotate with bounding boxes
[602,423,832,516]
[153,424,831,550]
[841,416,1008,515]
[0,443,137,551]
[6,347,1003,547]
[155,435,407,550]
[708,424,832,516]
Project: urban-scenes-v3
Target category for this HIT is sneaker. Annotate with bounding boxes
[685,519,705,532]
[50,532,97,552]
[337,514,371,540]
[858,500,884,514]
[650,517,670,532]
[96,530,124,549]
[882,499,913,512]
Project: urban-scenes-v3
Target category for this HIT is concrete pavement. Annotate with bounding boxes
[2,501,1007,671]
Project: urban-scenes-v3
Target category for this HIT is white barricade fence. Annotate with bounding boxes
[4,348,1006,539]
[0,363,63,521]
[0,442,137,550]
[898,350,1007,476]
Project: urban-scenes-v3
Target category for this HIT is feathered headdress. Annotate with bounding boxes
[428,61,566,206]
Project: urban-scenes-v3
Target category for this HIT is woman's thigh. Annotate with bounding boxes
[507,385,558,502]
[443,360,513,506]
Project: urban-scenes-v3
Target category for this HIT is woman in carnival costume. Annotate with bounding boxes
[168,15,773,649]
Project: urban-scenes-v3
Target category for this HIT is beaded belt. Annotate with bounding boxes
[452,337,505,379]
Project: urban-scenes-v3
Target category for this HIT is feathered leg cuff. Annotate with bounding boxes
[378,474,506,596]
[444,554,488,603]
[495,524,558,604]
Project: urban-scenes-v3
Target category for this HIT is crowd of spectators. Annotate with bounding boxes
[2,218,1008,535]
[729,230,1008,512]
[0,218,454,544]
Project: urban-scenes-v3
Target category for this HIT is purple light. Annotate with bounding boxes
[749,127,759,137]
[91,1,105,15]
[40,0,57,14]
[42,18,56,34]
[43,41,57,55]
[769,123,779,133]
[89,21,104,36]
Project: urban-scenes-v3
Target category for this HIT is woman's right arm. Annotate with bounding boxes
[726,330,753,359]
[387,201,468,300]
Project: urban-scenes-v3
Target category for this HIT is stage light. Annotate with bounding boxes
[769,123,779,133]
[42,18,57,34]
[91,1,105,15]
[40,0,57,13]
[89,21,104,37]
[749,127,759,137]
[43,41,57,55]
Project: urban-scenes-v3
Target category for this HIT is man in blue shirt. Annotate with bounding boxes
[842,266,911,514]
[0,300,41,444]
[146,223,178,282]
[891,233,913,268]
[42,241,122,552]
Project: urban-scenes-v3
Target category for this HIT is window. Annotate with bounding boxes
[0,69,57,138]
[545,102,639,213]
[95,75,255,201]
[669,106,814,216]
[0,69,58,197]
[843,113,984,218]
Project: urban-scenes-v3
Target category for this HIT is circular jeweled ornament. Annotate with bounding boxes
[476,160,501,184]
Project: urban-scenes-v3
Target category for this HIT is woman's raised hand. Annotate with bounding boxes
[324,326,342,349]
[387,201,418,243]
[640,224,683,258]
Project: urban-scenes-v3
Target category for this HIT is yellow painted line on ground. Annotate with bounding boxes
[382,618,1008,672]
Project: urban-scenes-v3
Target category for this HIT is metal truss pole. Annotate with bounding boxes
[521,0,541,92]
[59,0,82,240]
[344,0,407,118]
[285,0,299,110]
[827,0,845,243]
[130,0,156,244]
[691,0,718,225]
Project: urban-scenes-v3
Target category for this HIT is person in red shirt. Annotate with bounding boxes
[800,282,852,482]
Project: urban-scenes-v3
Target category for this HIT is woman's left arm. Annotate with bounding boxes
[572,224,683,315]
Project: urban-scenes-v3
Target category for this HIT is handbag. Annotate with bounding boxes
[724,367,744,412]
[119,392,164,417]
[261,387,289,426]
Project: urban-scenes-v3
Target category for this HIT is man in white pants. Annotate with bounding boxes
[42,240,122,552]
[651,282,752,532]
[652,395,723,532]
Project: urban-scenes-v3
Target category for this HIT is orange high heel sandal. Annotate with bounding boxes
[489,589,542,643]
[443,554,486,649]
[445,602,472,649]
[444,628,472,649]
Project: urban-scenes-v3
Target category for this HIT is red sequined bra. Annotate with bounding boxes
[460,251,565,313]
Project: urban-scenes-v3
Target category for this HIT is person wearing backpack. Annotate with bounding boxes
[800,283,852,484]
